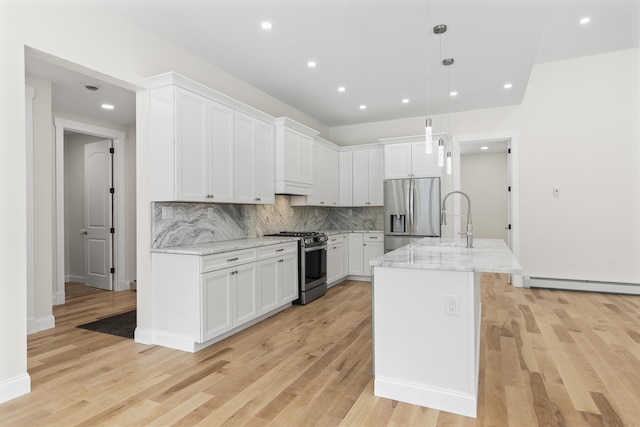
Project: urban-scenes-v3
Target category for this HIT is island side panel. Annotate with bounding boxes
[373,266,480,418]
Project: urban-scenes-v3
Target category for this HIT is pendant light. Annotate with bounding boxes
[433,24,448,168]
[425,118,433,153]
[446,151,452,175]
[438,139,445,167]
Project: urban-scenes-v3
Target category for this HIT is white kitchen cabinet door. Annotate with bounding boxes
[233,262,258,325]
[352,150,369,206]
[328,148,339,205]
[352,148,383,206]
[327,243,340,284]
[368,148,384,206]
[276,127,314,195]
[234,112,275,204]
[410,141,440,178]
[257,258,279,315]
[206,101,235,202]
[201,267,233,342]
[384,143,412,179]
[175,88,208,201]
[348,233,364,276]
[278,252,298,304]
[338,151,353,206]
[363,240,384,277]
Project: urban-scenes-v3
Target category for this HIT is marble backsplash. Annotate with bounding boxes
[152,195,383,248]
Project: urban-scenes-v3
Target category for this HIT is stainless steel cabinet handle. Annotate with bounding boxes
[227,257,239,262]
[255,197,261,201]
[276,248,284,252]
[369,236,378,239]
[278,259,284,263]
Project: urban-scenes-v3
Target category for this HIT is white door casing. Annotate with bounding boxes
[84,139,113,290]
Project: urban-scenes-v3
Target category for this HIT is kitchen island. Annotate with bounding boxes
[369,238,522,418]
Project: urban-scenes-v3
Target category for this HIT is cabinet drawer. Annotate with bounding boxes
[201,248,257,273]
[364,233,383,242]
[257,242,298,260]
[328,234,347,244]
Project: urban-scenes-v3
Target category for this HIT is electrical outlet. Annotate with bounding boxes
[446,295,460,316]
[207,207,214,219]
[348,208,353,216]
[553,188,560,197]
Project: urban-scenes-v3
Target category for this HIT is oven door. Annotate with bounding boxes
[302,244,327,291]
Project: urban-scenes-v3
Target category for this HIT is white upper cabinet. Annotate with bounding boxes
[234,111,275,204]
[150,86,234,202]
[274,118,318,196]
[290,138,339,207]
[352,147,383,206]
[338,151,353,206]
[146,72,275,205]
[382,136,441,179]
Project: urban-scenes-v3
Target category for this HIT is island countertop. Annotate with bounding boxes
[369,237,522,274]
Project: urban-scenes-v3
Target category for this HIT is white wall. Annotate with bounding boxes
[330,48,640,285]
[0,0,333,402]
[460,152,508,241]
[517,49,639,283]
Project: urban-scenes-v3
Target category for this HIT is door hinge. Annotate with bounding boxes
[508,148,511,154]
[109,147,115,154]
[508,186,511,192]
[110,267,115,274]
[110,187,115,194]
[110,227,115,234]
[507,224,512,230]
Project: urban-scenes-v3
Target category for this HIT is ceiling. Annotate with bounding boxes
[25,0,639,130]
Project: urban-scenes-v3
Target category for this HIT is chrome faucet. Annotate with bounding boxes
[441,191,473,248]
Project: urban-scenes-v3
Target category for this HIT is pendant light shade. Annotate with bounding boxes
[425,118,433,153]
[438,139,445,167]
[446,151,452,175]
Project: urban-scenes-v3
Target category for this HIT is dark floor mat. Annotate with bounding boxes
[77,310,136,339]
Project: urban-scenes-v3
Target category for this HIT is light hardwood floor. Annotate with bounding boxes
[2,274,640,426]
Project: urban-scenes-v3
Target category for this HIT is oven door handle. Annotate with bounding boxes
[304,245,327,253]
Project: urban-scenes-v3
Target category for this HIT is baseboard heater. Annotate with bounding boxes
[525,277,640,295]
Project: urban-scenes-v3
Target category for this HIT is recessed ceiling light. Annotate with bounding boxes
[359,105,366,110]
[101,104,114,110]
[261,22,272,30]
[449,91,458,97]
[307,61,316,68]
[504,83,513,89]
[402,98,410,104]
[481,146,489,150]
[579,17,590,25]
[338,86,346,92]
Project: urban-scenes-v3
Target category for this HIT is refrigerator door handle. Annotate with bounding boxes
[408,179,414,234]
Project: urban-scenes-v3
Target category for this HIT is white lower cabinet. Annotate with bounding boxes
[257,251,297,314]
[348,232,384,277]
[152,241,297,352]
[327,234,348,285]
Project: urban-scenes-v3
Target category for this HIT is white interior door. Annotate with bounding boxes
[84,139,113,290]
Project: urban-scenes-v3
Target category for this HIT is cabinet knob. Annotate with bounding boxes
[278,259,284,263]
[255,197,261,201]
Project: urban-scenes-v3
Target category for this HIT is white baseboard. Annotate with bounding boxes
[65,275,85,283]
[375,376,477,418]
[345,275,372,282]
[53,291,65,306]
[27,315,55,335]
[0,373,31,404]
[525,277,640,295]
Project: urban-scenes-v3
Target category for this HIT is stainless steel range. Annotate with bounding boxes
[268,231,328,304]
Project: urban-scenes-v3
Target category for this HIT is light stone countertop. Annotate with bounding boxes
[150,237,300,256]
[369,237,522,274]
[321,230,383,236]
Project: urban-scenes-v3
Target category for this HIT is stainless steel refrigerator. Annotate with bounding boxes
[384,177,441,252]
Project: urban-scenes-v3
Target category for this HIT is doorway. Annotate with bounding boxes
[64,132,114,291]
[452,131,522,286]
[54,119,128,304]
